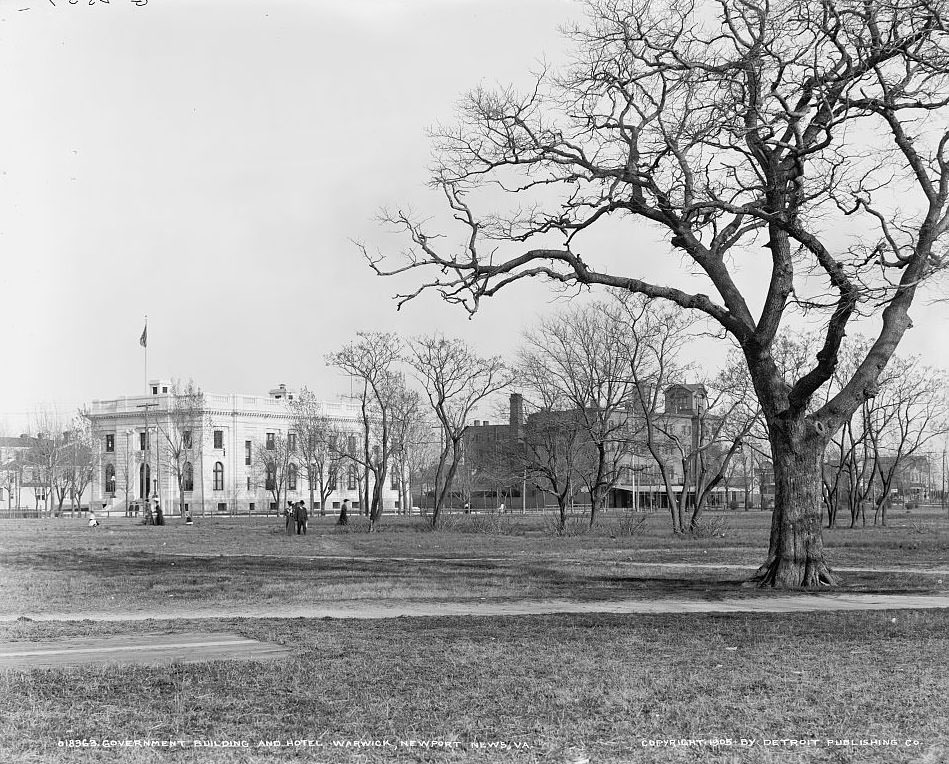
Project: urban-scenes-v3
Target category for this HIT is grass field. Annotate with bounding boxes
[1,508,947,762]
[1,508,946,616]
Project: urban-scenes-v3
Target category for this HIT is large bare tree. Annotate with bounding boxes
[365,0,949,588]
[409,334,513,527]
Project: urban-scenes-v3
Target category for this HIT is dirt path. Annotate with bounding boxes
[0,631,289,669]
[5,592,949,623]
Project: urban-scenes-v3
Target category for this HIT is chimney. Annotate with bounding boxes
[482,420,489,426]
[474,420,481,427]
[509,393,524,440]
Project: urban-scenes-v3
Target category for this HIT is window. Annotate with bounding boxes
[152,386,158,395]
[162,386,168,394]
[328,466,337,491]
[390,471,399,490]
[213,462,224,491]
[347,435,357,454]
[182,462,194,492]
[105,463,115,493]
[245,440,252,466]
[183,430,192,449]
[347,466,357,490]
[249,502,255,513]
[105,434,114,453]
[246,477,252,490]
[217,502,227,513]
[213,430,224,450]
[288,463,297,491]
[265,463,276,492]
[139,432,148,451]
[288,433,297,452]
[266,432,275,450]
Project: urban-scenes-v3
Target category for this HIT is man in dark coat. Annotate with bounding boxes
[295,501,308,535]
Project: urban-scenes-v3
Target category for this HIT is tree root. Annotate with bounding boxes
[751,556,841,590]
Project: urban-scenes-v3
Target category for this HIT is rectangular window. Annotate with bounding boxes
[105,434,114,453]
[347,435,357,454]
[266,432,275,450]
[249,502,256,513]
[245,440,252,465]
[183,430,192,449]
[347,467,357,490]
[390,471,399,490]
[288,433,297,452]
[217,502,227,513]
[213,430,224,449]
[332,501,340,509]
[139,432,147,451]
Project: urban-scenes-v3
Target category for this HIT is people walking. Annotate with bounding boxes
[337,498,349,526]
[285,502,295,536]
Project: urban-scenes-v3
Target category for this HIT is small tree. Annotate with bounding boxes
[410,334,513,527]
[520,303,640,527]
[157,380,207,517]
[326,332,406,531]
[251,432,295,514]
[289,388,345,517]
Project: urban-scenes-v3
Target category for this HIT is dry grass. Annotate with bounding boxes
[0,510,947,618]
[0,610,947,763]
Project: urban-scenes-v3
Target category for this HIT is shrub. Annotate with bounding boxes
[689,515,730,539]
[544,513,590,537]
[615,512,649,537]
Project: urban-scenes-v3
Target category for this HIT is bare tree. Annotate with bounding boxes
[409,334,514,526]
[157,380,207,517]
[365,0,949,587]
[520,303,639,527]
[65,411,97,516]
[326,332,405,530]
[387,383,425,516]
[516,358,591,530]
[288,388,344,517]
[250,432,295,515]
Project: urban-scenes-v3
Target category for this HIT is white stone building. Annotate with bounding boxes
[87,381,400,516]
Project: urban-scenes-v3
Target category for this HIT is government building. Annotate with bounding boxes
[86,381,399,516]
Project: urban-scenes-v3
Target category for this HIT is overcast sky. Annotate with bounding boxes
[1,0,947,432]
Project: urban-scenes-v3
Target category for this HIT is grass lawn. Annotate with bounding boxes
[1,510,947,762]
[0,509,946,616]
[0,610,947,763]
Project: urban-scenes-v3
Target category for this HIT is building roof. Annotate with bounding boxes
[0,436,40,448]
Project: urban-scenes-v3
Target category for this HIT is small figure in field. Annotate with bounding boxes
[337,498,349,526]
[498,502,506,514]
[154,501,165,526]
[87,509,99,527]
[296,501,308,535]
[185,512,194,526]
[285,502,295,536]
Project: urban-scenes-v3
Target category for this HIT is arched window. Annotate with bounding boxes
[288,463,297,491]
[183,462,194,492]
[347,466,357,490]
[213,462,224,491]
[105,463,115,494]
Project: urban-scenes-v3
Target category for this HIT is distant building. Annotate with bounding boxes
[86,381,400,516]
[456,386,734,512]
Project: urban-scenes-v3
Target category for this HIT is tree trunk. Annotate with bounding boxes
[755,425,839,589]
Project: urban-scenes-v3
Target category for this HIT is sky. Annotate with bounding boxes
[1,0,947,432]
